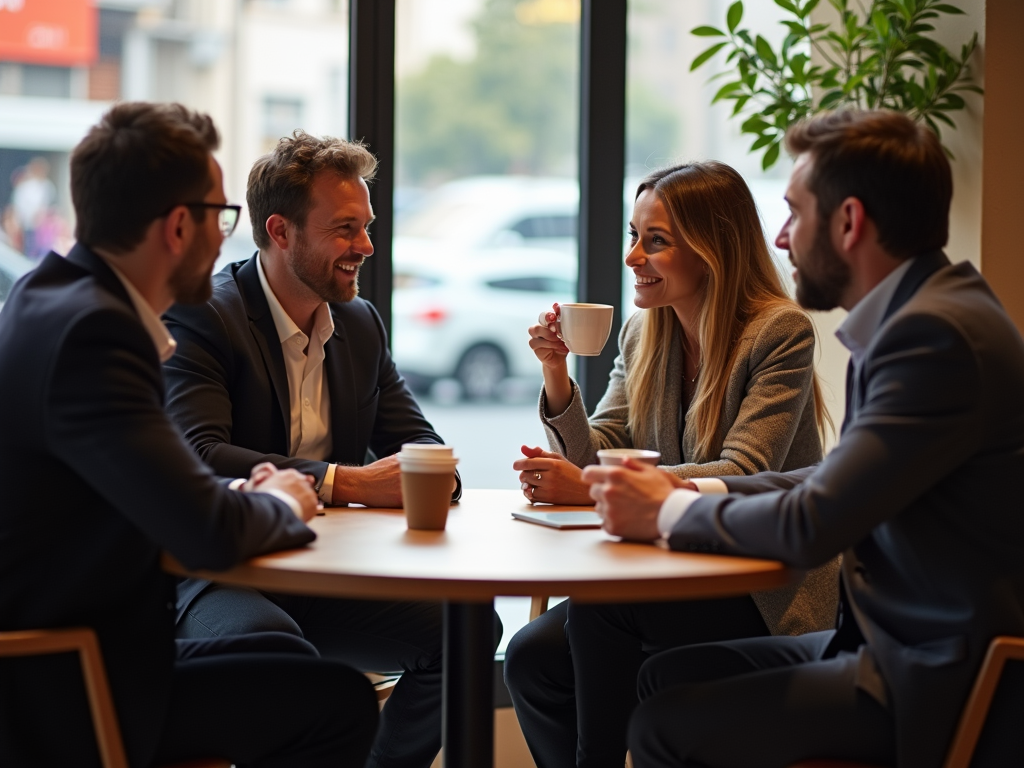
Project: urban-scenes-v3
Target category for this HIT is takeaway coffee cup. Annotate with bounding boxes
[596,448,662,466]
[398,444,459,530]
[557,303,614,356]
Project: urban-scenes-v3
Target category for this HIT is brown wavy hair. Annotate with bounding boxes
[247,131,377,248]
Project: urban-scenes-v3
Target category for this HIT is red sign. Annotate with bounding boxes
[0,0,97,67]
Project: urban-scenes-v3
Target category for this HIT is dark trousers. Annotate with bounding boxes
[503,595,769,768]
[178,583,501,768]
[154,635,378,768]
[628,631,896,768]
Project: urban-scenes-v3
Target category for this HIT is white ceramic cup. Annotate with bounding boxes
[596,448,662,466]
[556,303,614,356]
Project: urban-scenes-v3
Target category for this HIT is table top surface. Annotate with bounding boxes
[164,489,792,602]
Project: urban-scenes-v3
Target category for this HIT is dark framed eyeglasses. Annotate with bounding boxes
[167,202,242,237]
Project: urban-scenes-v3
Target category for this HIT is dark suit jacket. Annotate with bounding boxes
[668,252,1024,768]
[0,244,315,767]
[163,255,454,616]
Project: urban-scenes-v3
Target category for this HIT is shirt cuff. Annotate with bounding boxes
[319,463,336,505]
[692,477,728,494]
[657,489,703,538]
[264,488,304,519]
[228,478,246,491]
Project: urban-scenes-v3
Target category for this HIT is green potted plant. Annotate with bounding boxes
[690,0,982,168]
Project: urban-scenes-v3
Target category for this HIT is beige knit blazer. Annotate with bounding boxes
[540,304,839,636]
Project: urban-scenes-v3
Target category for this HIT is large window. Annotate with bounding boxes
[391,0,581,494]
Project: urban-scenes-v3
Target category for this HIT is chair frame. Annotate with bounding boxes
[529,596,550,621]
[0,627,231,768]
[0,628,130,768]
[790,635,1024,768]
[943,635,1024,768]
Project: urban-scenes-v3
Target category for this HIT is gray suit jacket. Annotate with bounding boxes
[541,304,838,636]
[668,252,1024,768]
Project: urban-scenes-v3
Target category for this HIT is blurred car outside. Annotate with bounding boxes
[392,248,575,401]
[0,240,36,314]
[395,175,579,258]
[392,176,579,401]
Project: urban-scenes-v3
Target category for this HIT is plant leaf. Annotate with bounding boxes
[933,4,966,14]
[755,35,779,67]
[762,141,782,169]
[741,114,771,132]
[731,95,751,115]
[691,26,726,37]
[691,42,729,71]
[818,89,845,109]
[727,1,744,33]
[871,9,890,38]
[712,81,746,102]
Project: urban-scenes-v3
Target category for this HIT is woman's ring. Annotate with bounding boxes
[534,472,543,481]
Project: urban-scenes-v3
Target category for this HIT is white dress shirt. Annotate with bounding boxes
[100,254,302,517]
[101,257,177,363]
[655,258,915,538]
[256,254,338,503]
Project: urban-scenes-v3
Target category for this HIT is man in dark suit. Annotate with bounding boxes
[0,102,378,766]
[583,110,1024,768]
[162,131,490,768]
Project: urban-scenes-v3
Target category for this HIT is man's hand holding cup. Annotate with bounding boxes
[581,458,696,542]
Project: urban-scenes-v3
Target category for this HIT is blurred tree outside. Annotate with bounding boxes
[396,0,681,188]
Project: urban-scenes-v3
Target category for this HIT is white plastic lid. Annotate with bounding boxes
[398,455,459,474]
[400,443,454,459]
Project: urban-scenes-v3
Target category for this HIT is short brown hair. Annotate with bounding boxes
[785,110,952,258]
[246,131,377,248]
[71,102,219,253]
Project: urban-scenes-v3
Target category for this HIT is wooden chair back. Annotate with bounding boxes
[0,627,230,768]
[790,636,1024,768]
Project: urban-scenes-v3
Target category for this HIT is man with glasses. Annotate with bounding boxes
[162,131,487,768]
[0,102,378,766]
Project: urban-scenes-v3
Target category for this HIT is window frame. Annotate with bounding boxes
[348,0,626,411]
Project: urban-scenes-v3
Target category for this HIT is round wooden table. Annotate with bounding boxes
[165,489,793,768]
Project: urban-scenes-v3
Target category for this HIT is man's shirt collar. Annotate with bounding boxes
[255,252,334,345]
[835,257,914,363]
[98,256,177,362]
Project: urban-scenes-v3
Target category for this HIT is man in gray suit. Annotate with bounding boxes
[583,110,1024,768]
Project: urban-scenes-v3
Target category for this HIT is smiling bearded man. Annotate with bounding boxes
[160,131,500,768]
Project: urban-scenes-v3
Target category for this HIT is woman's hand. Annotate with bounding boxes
[528,303,569,371]
[513,445,595,506]
[530,303,573,415]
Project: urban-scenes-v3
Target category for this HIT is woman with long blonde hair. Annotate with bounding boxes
[505,161,839,768]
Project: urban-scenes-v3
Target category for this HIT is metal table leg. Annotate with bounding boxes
[443,599,495,768]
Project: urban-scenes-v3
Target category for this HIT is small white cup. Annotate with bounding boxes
[557,303,614,356]
[596,448,661,466]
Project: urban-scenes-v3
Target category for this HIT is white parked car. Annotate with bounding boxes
[392,176,580,400]
[396,175,579,257]
[392,249,576,399]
